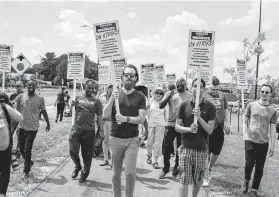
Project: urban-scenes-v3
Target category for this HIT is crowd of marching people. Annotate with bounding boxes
[0,64,278,197]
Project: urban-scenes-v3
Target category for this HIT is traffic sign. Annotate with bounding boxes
[12,53,31,75]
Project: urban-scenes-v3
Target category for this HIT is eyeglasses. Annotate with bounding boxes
[123,73,136,78]
[16,85,22,88]
[211,88,219,91]
[193,85,204,88]
[261,91,270,95]
[156,92,163,95]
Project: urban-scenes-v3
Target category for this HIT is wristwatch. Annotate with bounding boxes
[127,117,130,123]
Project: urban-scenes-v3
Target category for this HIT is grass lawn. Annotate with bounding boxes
[7,106,73,197]
[205,113,279,197]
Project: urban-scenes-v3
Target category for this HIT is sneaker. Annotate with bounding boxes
[55,119,58,123]
[22,172,29,179]
[172,167,179,178]
[241,180,249,193]
[159,171,167,179]
[100,161,109,166]
[79,169,89,183]
[250,190,258,197]
[202,178,210,187]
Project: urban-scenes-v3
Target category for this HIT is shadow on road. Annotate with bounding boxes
[214,163,240,170]
[45,175,68,185]
[136,174,170,190]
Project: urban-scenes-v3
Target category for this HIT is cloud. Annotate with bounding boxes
[55,9,91,40]
[218,1,279,32]
[19,37,43,47]
[3,19,8,27]
[126,12,137,19]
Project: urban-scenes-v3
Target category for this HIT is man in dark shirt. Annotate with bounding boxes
[69,80,103,183]
[175,78,216,197]
[103,64,147,197]
[54,87,66,123]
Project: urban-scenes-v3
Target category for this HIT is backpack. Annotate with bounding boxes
[1,103,12,147]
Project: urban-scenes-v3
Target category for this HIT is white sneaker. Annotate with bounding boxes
[202,178,210,187]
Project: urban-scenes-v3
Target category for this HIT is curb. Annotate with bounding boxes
[26,157,71,197]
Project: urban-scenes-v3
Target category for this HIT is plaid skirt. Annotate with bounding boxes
[178,146,207,185]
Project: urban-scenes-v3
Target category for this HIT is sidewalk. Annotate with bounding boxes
[28,144,207,197]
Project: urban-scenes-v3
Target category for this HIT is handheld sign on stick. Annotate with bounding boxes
[72,77,76,125]
[236,58,248,133]
[194,68,201,125]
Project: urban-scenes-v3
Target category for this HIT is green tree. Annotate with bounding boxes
[40,52,58,81]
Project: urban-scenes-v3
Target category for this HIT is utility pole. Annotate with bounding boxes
[254,0,262,100]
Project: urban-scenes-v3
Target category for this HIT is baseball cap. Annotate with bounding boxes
[155,87,164,94]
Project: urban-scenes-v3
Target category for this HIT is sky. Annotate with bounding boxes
[1,0,279,84]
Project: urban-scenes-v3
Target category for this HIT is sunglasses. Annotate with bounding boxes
[123,73,136,78]
[16,85,22,88]
[261,91,270,95]
[156,92,163,95]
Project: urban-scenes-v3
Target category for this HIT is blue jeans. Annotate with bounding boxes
[110,136,140,197]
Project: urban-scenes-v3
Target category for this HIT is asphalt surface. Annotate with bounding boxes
[27,146,208,197]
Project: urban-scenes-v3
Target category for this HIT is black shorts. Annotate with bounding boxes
[209,124,224,155]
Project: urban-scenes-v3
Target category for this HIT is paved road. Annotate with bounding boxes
[28,146,207,197]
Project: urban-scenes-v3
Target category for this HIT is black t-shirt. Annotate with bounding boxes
[57,92,66,103]
[73,95,103,133]
[177,98,216,150]
[111,89,146,139]
[65,95,70,102]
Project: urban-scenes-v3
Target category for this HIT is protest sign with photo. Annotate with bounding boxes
[67,52,85,80]
[140,63,155,87]
[93,20,124,62]
[236,59,248,89]
[0,44,13,72]
[166,73,176,85]
[98,65,111,85]
[155,65,166,84]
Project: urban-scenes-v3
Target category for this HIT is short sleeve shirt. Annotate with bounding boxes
[15,93,46,131]
[204,91,228,127]
[111,89,146,139]
[244,101,277,144]
[177,98,216,150]
[73,95,103,133]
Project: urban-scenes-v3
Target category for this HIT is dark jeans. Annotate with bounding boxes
[19,129,38,173]
[56,103,65,121]
[162,126,181,173]
[69,129,95,172]
[0,146,12,196]
[245,140,269,190]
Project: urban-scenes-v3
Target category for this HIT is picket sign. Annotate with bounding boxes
[110,59,120,115]
[193,68,201,125]
[241,88,246,132]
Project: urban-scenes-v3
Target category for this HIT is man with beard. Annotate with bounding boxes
[104,64,147,197]
[241,84,277,197]
[176,78,215,197]
[159,77,192,179]
[14,80,50,179]
[202,77,231,186]
[69,80,104,183]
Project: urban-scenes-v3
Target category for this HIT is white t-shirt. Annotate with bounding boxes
[148,98,166,127]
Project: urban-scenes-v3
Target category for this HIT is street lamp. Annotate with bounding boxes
[254,0,262,100]
[80,24,100,65]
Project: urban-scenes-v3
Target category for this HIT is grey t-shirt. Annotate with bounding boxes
[163,91,192,127]
[15,93,46,131]
[245,101,277,144]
